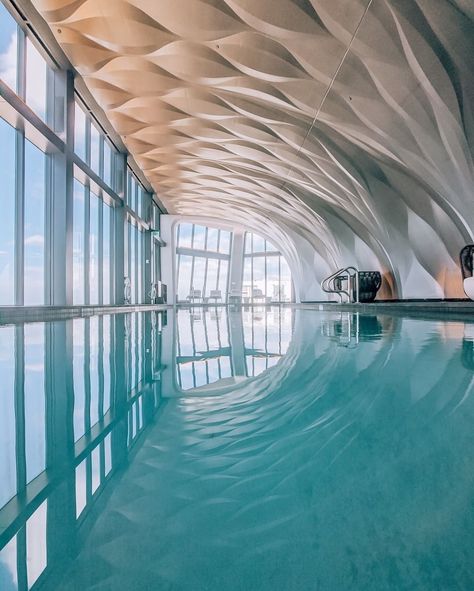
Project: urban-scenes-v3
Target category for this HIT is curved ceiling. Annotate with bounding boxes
[31,0,474,299]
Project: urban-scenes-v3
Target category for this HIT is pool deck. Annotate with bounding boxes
[1,300,474,325]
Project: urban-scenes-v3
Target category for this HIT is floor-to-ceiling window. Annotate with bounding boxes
[73,180,86,304]
[243,232,293,303]
[0,1,17,90]
[0,117,16,305]
[175,223,232,303]
[0,0,162,308]
[125,170,150,305]
[23,140,47,305]
[72,98,120,305]
[0,4,52,305]
[72,178,116,305]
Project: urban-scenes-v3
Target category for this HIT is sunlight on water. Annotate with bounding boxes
[1,308,474,590]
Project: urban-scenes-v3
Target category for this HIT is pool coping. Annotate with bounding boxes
[0,304,172,325]
[295,300,474,321]
[1,300,474,325]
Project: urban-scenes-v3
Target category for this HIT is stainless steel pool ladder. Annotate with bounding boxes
[322,267,359,303]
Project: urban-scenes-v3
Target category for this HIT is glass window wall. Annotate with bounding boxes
[0,2,17,90]
[243,232,293,303]
[0,117,16,304]
[25,37,48,122]
[24,140,47,306]
[72,181,115,305]
[73,180,85,304]
[176,223,232,303]
[0,0,159,308]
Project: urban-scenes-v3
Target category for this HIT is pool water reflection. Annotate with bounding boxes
[174,306,293,391]
[1,308,474,590]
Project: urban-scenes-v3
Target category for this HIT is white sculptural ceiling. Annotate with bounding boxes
[31,0,474,299]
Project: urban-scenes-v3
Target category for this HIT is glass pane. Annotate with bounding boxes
[137,229,143,303]
[253,234,265,253]
[89,192,99,304]
[252,257,265,299]
[218,259,229,301]
[266,256,279,301]
[90,123,100,174]
[103,202,111,305]
[24,140,46,305]
[153,205,160,231]
[103,140,112,186]
[129,223,136,304]
[192,257,206,295]
[242,258,252,301]
[74,102,87,162]
[26,38,47,122]
[177,255,192,302]
[137,186,144,220]
[280,256,292,302]
[73,180,85,304]
[0,326,15,509]
[193,225,206,250]
[177,223,192,248]
[129,174,136,212]
[0,118,15,304]
[206,228,219,252]
[244,232,253,254]
[205,258,218,295]
[133,180,138,214]
[24,323,45,483]
[219,230,231,254]
[0,3,17,91]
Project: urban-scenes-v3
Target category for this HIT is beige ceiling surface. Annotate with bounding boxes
[32,0,474,298]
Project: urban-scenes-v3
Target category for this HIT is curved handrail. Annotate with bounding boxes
[322,267,359,303]
[322,268,347,294]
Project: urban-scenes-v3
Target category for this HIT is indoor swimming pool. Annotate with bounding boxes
[1,306,474,590]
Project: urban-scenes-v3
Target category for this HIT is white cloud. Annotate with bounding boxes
[24,235,44,247]
[0,31,17,89]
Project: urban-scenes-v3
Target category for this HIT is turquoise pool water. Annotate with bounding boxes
[1,307,474,590]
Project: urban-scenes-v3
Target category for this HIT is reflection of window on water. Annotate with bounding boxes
[0,312,166,588]
[176,223,232,304]
[176,307,232,390]
[176,307,293,390]
[243,307,293,376]
[243,233,293,303]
